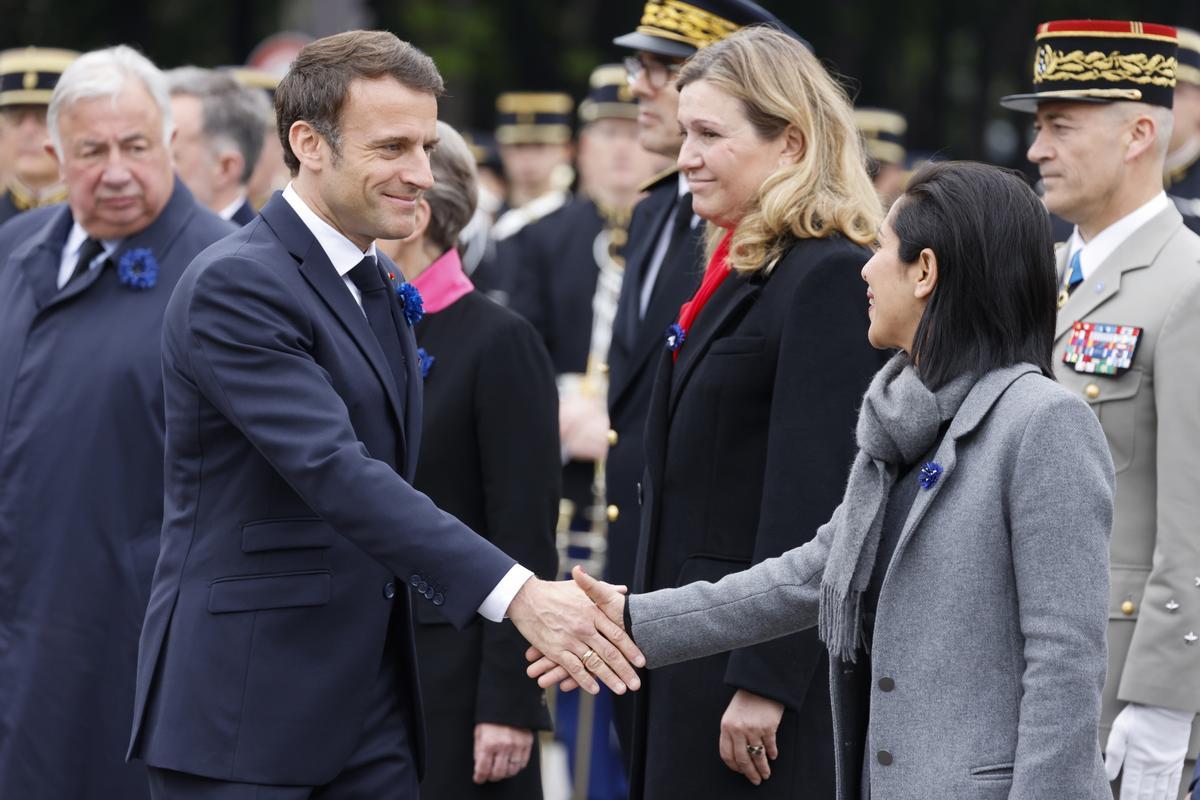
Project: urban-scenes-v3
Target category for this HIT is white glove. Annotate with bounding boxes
[1105,703,1194,800]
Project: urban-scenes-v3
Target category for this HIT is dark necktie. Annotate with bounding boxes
[347,256,407,396]
[68,238,105,286]
[673,192,694,238]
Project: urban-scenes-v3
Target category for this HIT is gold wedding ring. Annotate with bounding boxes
[581,648,605,672]
[746,744,766,757]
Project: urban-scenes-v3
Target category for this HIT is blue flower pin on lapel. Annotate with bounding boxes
[117,248,158,290]
[665,323,686,352]
[918,462,943,490]
[417,347,435,380]
[396,282,424,326]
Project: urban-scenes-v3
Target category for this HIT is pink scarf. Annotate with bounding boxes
[410,248,474,314]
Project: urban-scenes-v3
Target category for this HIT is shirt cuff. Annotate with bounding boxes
[477,564,534,622]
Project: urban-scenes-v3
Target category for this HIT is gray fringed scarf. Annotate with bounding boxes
[817,353,975,662]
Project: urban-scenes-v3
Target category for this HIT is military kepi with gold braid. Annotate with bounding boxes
[0,47,77,108]
[495,92,574,145]
[1001,20,1178,112]
[614,0,804,58]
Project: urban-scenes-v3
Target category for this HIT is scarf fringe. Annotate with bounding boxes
[818,583,862,664]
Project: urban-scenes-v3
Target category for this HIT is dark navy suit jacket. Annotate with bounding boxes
[129,194,515,786]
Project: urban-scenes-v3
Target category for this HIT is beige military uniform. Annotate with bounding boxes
[1053,205,1200,784]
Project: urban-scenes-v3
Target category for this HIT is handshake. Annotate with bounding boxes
[506,565,637,695]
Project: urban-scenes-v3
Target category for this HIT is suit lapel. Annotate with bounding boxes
[379,251,422,479]
[260,195,408,434]
[11,205,74,311]
[886,365,1040,574]
[667,274,760,415]
[1054,206,1182,341]
[51,178,201,309]
[613,188,676,355]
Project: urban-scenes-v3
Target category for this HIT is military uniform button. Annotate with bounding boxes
[878,676,895,692]
[383,582,396,600]
[1186,632,1198,645]
[1166,599,1180,612]
[1121,600,1135,616]
[1085,383,1100,400]
[607,429,619,446]
[606,504,620,523]
[877,750,894,766]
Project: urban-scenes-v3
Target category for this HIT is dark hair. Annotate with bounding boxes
[892,161,1056,389]
[274,30,444,175]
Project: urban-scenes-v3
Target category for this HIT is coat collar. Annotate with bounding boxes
[260,192,410,447]
[1054,204,1183,340]
[885,363,1041,575]
[12,177,200,312]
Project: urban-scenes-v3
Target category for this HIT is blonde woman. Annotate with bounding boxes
[613,25,884,800]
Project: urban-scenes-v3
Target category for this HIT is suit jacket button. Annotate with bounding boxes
[606,505,620,523]
[607,429,619,446]
[417,581,429,594]
[409,574,421,588]
[877,750,893,766]
[383,582,396,600]
[878,676,895,692]
[423,587,435,600]
[432,592,444,606]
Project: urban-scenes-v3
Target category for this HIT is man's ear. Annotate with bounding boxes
[1124,113,1158,162]
[216,150,246,189]
[288,120,325,173]
[44,141,65,180]
[914,247,939,300]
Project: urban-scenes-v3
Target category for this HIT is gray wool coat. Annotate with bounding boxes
[627,364,1115,800]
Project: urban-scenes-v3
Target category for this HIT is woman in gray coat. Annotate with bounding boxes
[530,161,1115,799]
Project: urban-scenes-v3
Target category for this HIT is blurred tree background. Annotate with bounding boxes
[1,0,1196,170]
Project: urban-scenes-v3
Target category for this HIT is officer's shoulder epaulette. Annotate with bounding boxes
[638,166,680,194]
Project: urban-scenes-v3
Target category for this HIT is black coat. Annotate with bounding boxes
[0,181,234,799]
[630,234,887,800]
[410,289,559,799]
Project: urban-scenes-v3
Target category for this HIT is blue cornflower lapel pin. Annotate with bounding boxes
[918,461,943,490]
[396,282,424,326]
[417,347,435,380]
[117,248,158,290]
[665,322,686,352]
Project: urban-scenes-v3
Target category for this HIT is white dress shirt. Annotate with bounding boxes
[57,224,120,289]
[217,194,248,222]
[1066,192,1171,282]
[282,183,532,621]
[639,172,699,318]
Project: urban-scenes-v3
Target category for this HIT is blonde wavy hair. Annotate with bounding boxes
[677,26,882,273]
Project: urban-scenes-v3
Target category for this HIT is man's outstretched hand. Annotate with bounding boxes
[507,565,641,696]
[524,565,629,692]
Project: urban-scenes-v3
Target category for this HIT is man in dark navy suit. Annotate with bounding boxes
[130,30,643,799]
[0,46,235,800]
[167,67,270,226]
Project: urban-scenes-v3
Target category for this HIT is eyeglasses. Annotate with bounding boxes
[624,54,681,91]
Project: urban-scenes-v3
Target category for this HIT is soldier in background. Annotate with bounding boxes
[0,47,76,224]
[1166,27,1200,231]
[508,64,662,542]
[473,92,574,303]
[854,107,908,208]
[166,67,272,224]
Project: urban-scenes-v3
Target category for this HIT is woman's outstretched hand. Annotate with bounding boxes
[525,565,630,692]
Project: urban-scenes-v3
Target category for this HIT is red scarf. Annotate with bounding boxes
[673,228,734,361]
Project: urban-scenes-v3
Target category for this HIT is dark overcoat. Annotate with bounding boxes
[630,234,886,800]
[411,289,559,799]
[0,180,233,799]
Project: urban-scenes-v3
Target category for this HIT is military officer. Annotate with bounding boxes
[472,91,575,303]
[854,107,908,207]
[1166,27,1200,231]
[1003,19,1200,800]
[0,47,76,224]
